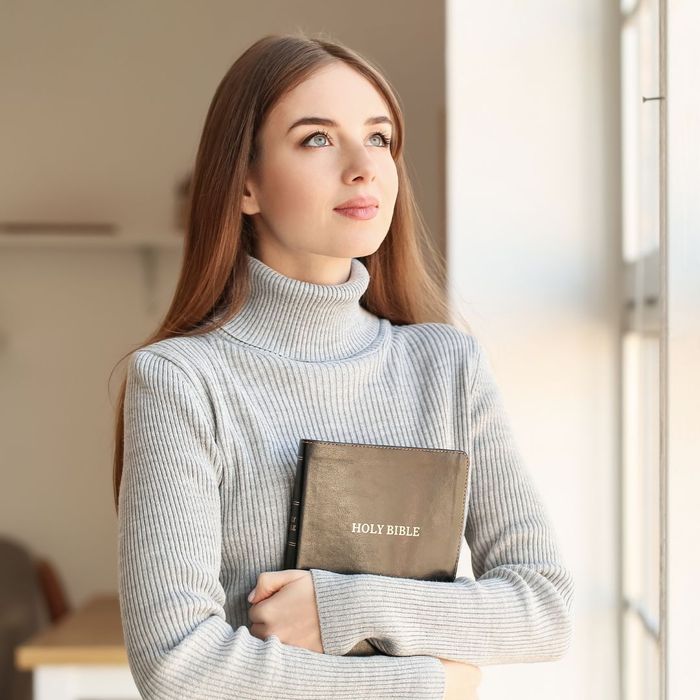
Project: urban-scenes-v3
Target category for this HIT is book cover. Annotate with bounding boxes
[284,438,470,656]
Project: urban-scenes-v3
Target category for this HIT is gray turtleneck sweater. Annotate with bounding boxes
[117,253,574,700]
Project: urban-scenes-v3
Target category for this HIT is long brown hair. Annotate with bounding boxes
[110,30,471,514]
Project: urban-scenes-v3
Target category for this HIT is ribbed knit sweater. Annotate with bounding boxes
[117,252,574,700]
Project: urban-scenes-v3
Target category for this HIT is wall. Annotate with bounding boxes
[446,1,622,698]
[667,1,700,696]
[0,0,445,606]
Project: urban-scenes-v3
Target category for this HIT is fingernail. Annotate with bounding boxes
[247,588,256,602]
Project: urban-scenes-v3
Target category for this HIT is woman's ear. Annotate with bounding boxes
[241,180,260,216]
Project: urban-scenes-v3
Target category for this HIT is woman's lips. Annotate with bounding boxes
[333,205,379,220]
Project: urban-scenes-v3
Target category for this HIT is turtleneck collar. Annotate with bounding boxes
[218,253,382,362]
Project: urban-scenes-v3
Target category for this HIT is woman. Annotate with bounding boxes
[113,32,573,700]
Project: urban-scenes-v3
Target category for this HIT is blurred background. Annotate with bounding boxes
[1,1,698,699]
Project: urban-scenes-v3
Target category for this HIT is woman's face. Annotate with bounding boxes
[241,61,399,274]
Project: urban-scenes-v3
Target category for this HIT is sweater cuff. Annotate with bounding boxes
[401,654,446,699]
[310,568,378,656]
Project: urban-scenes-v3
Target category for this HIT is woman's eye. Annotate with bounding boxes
[369,131,392,147]
[301,130,392,148]
[303,130,332,147]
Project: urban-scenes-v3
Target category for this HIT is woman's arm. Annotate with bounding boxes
[118,349,446,699]
[309,336,574,665]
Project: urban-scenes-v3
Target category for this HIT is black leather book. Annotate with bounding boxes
[284,438,470,656]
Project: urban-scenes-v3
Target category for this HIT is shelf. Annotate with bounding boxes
[0,232,184,251]
[0,230,184,315]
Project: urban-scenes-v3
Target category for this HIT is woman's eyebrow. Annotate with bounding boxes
[286,115,393,133]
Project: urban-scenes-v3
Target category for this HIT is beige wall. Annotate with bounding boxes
[0,1,445,606]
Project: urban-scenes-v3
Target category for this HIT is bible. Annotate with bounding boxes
[284,438,470,656]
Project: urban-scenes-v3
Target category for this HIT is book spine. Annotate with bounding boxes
[284,440,306,569]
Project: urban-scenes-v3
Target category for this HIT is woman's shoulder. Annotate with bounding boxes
[390,320,481,361]
[126,332,221,389]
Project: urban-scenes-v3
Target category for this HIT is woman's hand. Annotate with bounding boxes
[438,658,482,700]
[247,569,324,653]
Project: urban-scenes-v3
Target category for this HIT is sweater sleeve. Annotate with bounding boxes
[309,336,574,665]
[117,349,446,700]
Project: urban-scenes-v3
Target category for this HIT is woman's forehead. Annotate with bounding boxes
[266,64,391,131]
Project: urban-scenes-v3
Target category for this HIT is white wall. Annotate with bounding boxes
[667,2,700,696]
[447,2,622,698]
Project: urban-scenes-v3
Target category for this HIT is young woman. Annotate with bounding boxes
[113,32,573,700]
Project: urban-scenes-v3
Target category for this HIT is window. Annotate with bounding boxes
[620,0,662,698]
